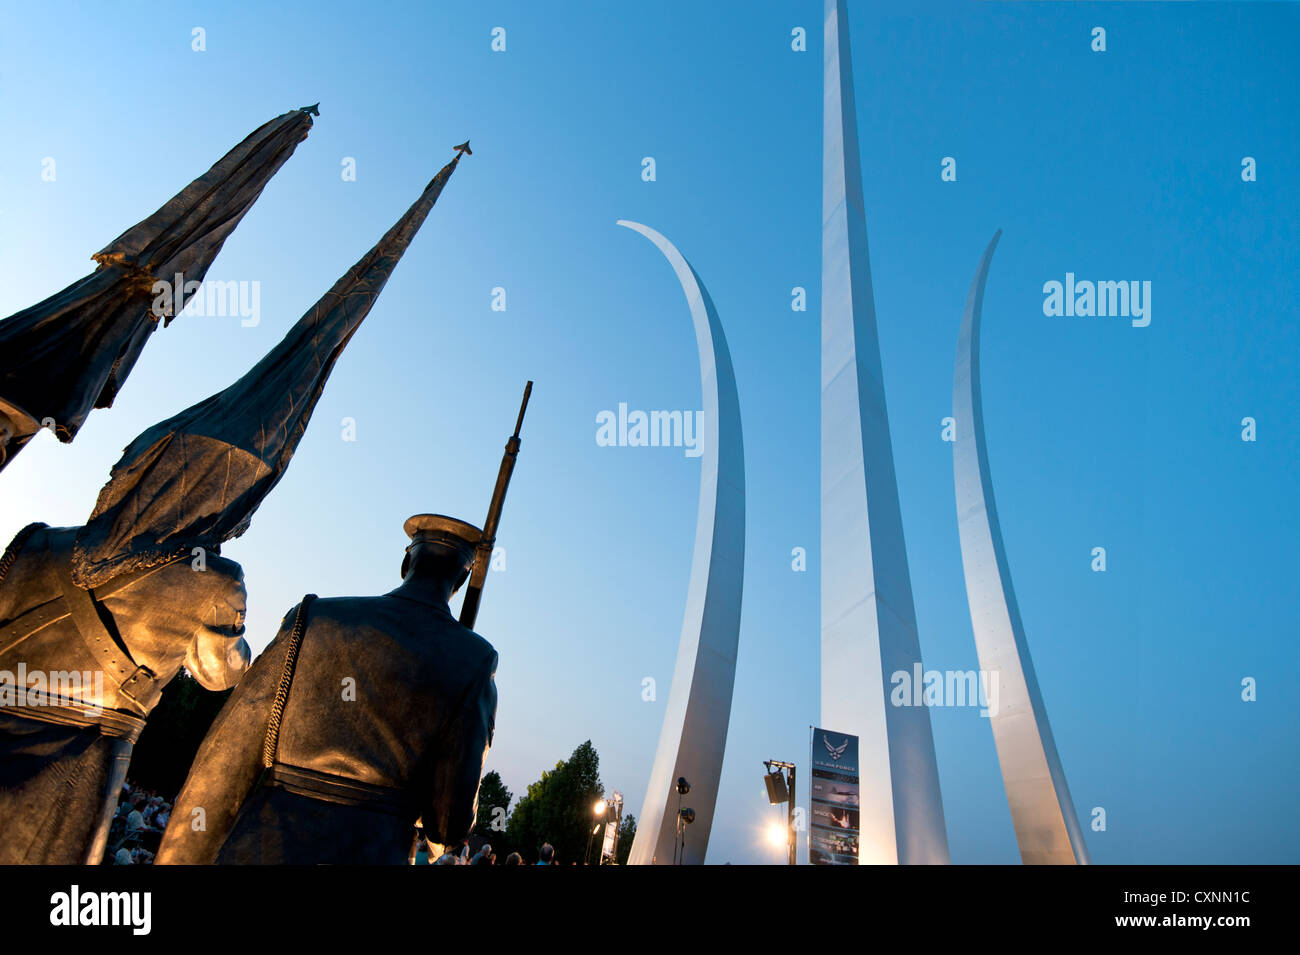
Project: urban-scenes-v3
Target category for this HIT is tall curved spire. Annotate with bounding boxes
[617,220,745,865]
[953,230,1090,864]
[821,0,949,864]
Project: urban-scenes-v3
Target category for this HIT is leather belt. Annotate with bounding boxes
[264,763,413,817]
[48,530,164,715]
[0,693,146,744]
[0,527,177,718]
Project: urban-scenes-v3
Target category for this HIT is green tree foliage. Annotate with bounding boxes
[472,770,513,843]
[506,739,604,864]
[616,813,637,866]
[128,670,231,796]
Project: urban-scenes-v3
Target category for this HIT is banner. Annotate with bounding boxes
[600,821,617,862]
[809,726,860,865]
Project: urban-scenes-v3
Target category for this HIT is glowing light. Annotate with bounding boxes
[766,820,788,849]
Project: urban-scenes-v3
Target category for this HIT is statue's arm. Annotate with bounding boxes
[422,648,499,847]
[156,610,295,864]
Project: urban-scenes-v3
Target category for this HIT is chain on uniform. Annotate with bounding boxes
[262,593,319,770]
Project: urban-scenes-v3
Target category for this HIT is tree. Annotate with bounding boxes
[473,770,512,843]
[615,813,637,866]
[506,740,604,864]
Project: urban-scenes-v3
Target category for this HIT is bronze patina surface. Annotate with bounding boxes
[157,516,498,865]
[0,144,468,864]
[0,524,249,864]
[0,107,315,470]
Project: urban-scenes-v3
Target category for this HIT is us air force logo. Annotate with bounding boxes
[824,736,849,762]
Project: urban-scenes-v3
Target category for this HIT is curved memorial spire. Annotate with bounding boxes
[616,220,744,866]
[953,230,1090,865]
[821,0,949,864]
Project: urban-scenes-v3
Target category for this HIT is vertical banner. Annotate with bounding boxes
[600,821,617,862]
[809,726,860,865]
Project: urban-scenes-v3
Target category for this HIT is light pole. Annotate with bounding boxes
[585,798,606,865]
[763,759,797,865]
[673,777,693,865]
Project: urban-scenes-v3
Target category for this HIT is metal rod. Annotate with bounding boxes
[459,381,532,630]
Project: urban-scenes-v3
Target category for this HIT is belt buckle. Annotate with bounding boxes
[120,665,160,710]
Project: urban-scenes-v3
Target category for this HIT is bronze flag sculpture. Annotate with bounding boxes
[0,146,466,863]
[0,106,316,472]
[156,514,500,864]
[71,146,468,590]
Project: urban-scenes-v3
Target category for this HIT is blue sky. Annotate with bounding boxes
[1,1,1296,864]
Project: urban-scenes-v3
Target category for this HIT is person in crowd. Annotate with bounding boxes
[125,796,147,834]
[536,843,554,865]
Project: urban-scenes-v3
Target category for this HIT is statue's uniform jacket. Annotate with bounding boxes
[0,525,250,864]
[157,589,498,865]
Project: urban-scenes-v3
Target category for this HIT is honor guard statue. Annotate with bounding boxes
[156,515,499,864]
[0,147,467,864]
[0,525,249,864]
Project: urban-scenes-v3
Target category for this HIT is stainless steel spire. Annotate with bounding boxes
[953,230,1090,865]
[618,220,745,865]
[821,0,949,865]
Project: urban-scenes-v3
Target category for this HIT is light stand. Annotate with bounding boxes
[764,759,797,865]
[673,776,691,865]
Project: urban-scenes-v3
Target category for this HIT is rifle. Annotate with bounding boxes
[459,381,532,629]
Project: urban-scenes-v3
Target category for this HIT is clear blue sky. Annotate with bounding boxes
[1,1,1296,864]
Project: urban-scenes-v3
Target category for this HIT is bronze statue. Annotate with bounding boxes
[156,515,499,864]
[0,147,467,863]
[0,523,249,863]
[0,106,316,472]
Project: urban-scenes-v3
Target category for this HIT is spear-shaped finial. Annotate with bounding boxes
[299,103,321,116]
[453,140,472,157]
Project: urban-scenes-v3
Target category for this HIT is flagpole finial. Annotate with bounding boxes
[453,140,472,157]
[299,103,321,116]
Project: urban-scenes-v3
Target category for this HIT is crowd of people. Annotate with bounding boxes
[414,838,566,866]
[105,787,571,866]
[105,780,173,865]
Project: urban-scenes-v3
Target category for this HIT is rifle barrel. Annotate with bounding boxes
[459,381,533,629]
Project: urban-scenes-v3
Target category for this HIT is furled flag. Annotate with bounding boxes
[69,147,468,589]
[0,105,318,471]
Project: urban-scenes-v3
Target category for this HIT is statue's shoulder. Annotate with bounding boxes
[294,594,390,625]
[454,623,497,666]
[295,596,496,659]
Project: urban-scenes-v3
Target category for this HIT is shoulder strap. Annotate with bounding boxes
[0,524,177,669]
[50,534,162,715]
[262,594,318,770]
